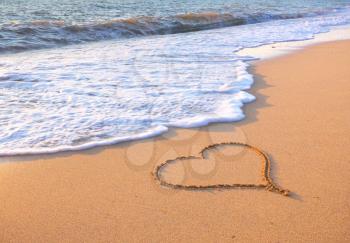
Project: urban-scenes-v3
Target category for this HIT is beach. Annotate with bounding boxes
[1,40,350,242]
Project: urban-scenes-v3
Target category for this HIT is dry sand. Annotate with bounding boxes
[1,40,350,242]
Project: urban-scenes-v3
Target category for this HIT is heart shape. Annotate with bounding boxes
[153,142,290,196]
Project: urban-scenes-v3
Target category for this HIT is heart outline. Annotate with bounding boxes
[153,142,290,196]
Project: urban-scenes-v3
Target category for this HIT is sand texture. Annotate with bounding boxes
[1,40,350,242]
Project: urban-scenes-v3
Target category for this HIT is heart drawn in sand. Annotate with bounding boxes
[153,142,290,196]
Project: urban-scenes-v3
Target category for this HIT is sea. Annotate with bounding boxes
[1,0,350,155]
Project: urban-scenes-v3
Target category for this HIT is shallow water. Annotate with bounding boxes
[1,1,350,155]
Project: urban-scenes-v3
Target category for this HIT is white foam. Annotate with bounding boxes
[237,24,350,60]
[0,125,169,156]
[1,8,350,156]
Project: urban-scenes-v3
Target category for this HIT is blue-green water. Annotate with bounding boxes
[1,0,350,52]
[1,0,349,22]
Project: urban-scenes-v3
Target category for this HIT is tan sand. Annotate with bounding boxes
[1,40,350,242]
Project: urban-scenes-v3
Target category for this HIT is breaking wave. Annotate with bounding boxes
[0,10,330,53]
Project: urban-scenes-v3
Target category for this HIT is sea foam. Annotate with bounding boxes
[1,8,350,155]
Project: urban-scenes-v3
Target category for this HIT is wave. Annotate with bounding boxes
[0,10,332,54]
[1,5,350,156]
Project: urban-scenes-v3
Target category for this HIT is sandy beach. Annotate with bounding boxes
[1,40,350,242]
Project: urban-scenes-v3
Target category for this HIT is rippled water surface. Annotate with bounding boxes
[1,0,350,52]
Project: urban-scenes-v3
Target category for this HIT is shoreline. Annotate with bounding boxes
[238,25,350,60]
[1,25,350,158]
[1,40,350,242]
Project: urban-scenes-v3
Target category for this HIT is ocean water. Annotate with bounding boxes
[1,0,350,155]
